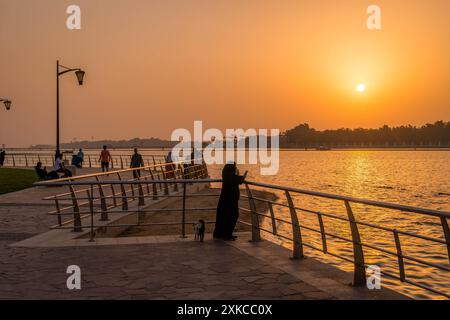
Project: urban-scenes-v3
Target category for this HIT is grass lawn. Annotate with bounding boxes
[0,168,38,195]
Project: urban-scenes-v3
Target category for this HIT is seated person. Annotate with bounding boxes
[55,154,73,178]
[35,162,59,180]
[71,148,84,168]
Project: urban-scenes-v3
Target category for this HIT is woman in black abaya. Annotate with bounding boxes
[213,162,247,241]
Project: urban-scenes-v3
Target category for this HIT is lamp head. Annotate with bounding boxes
[4,100,11,110]
[75,70,85,85]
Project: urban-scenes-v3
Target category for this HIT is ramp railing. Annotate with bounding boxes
[2,152,167,169]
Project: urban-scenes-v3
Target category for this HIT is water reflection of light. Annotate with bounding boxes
[207,150,450,299]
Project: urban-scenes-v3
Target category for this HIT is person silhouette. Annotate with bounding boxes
[213,162,247,241]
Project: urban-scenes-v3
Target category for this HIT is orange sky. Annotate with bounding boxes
[1,0,449,147]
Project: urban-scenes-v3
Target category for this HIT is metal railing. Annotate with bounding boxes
[34,176,450,298]
[242,181,450,299]
[2,152,167,169]
[35,160,209,230]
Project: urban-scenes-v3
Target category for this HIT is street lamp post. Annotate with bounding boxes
[0,99,12,111]
[56,60,85,156]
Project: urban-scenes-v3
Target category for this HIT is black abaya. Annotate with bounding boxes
[213,164,245,239]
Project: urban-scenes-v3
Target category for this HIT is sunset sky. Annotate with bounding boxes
[1,0,449,147]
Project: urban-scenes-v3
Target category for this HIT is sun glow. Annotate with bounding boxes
[356,83,366,93]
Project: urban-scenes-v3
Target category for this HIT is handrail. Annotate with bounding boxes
[34,178,221,187]
[35,176,450,299]
[2,152,167,169]
[245,181,450,218]
[35,159,202,185]
[37,179,450,219]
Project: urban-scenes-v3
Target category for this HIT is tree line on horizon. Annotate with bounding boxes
[281,121,450,147]
[29,120,449,149]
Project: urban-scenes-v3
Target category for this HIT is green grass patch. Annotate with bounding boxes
[0,168,38,195]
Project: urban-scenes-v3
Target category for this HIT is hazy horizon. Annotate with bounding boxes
[1,0,450,147]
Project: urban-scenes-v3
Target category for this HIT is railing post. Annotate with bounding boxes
[149,170,158,200]
[138,180,145,206]
[88,185,95,242]
[170,165,178,192]
[95,176,109,221]
[110,184,117,207]
[285,190,303,259]
[245,184,261,242]
[120,156,124,169]
[152,183,158,200]
[393,229,406,282]
[69,185,82,232]
[162,167,169,195]
[25,154,28,167]
[156,169,163,191]
[130,179,136,200]
[344,200,366,286]
[181,182,187,238]
[88,155,92,168]
[175,164,184,179]
[144,176,151,195]
[55,199,62,226]
[117,172,128,210]
[268,202,277,235]
[12,154,15,167]
[440,217,450,265]
[317,213,328,254]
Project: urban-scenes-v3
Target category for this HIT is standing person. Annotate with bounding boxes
[76,148,84,168]
[98,145,112,172]
[0,149,5,167]
[213,162,247,241]
[130,148,144,179]
[165,151,176,179]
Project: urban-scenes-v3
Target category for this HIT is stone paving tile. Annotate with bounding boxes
[0,239,333,300]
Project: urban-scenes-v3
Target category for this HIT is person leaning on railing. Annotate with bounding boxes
[213,162,248,241]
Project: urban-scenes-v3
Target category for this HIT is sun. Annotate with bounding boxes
[356,83,366,93]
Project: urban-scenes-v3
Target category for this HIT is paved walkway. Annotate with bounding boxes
[0,180,408,300]
[1,234,336,300]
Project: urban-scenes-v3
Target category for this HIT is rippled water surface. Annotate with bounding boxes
[207,150,450,299]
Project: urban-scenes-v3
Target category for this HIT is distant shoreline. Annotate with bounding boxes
[4,147,450,152]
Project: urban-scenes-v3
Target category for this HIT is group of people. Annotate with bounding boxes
[34,152,72,180]
[35,152,73,180]
[99,145,143,178]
